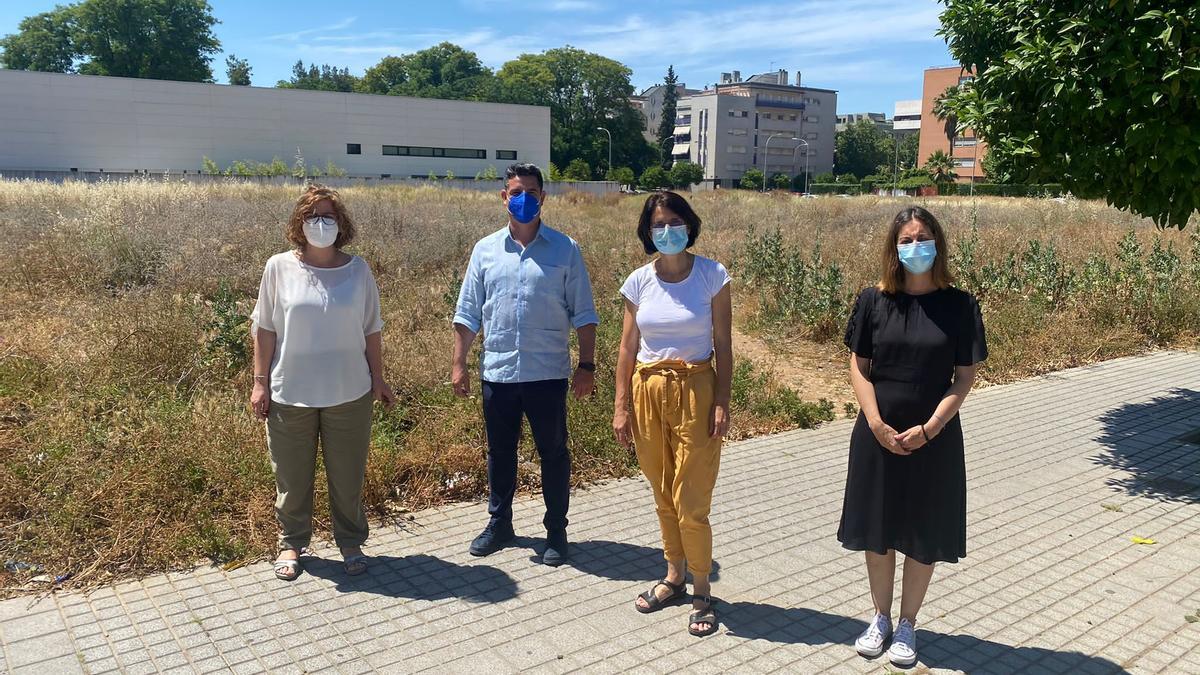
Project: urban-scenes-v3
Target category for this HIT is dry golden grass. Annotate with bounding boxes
[0,179,1195,593]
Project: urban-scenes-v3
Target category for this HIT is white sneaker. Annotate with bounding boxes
[854,612,892,657]
[887,617,918,667]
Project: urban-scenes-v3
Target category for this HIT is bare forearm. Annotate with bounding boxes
[849,357,883,424]
[365,332,384,379]
[254,329,276,378]
[614,344,636,411]
[929,370,976,433]
[575,324,596,364]
[714,343,732,406]
[453,323,477,367]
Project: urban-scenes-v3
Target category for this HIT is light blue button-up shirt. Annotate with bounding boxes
[453,223,599,383]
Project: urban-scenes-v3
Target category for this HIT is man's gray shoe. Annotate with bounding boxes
[469,521,515,557]
[542,529,569,566]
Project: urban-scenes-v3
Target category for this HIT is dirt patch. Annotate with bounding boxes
[734,325,856,413]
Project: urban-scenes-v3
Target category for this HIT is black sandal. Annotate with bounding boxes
[635,579,687,614]
[688,596,719,637]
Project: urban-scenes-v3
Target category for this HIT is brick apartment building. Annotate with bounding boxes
[917,66,987,183]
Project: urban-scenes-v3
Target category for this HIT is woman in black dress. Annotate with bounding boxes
[839,206,987,668]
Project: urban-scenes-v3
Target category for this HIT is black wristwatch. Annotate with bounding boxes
[576,362,595,372]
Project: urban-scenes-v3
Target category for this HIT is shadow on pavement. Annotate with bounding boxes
[721,605,1127,673]
[303,553,518,602]
[565,539,721,582]
[1094,388,1200,503]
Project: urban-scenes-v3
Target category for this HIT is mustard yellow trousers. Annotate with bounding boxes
[631,359,722,578]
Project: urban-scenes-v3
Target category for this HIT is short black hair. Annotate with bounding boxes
[637,191,702,255]
[504,162,544,191]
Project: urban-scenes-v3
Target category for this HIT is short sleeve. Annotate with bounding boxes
[708,260,732,298]
[843,287,875,358]
[619,268,642,305]
[361,261,384,335]
[955,293,988,366]
[249,258,276,333]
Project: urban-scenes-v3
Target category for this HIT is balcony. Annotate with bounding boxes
[755,95,807,110]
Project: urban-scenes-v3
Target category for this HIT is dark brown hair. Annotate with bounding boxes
[877,206,954,294]
[285,183,356,250]
[636,191,701,255]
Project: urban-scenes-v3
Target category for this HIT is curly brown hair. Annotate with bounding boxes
[285,184,356,250]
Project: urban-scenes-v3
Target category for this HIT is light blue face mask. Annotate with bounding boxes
[898,240,937,274]
[652,224,689,255]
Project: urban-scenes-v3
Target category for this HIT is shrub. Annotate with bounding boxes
[638,166,671,190]
[739,169,765,190]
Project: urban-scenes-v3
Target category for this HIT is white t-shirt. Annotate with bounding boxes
[620,255,731,363]
[250,251,384,407]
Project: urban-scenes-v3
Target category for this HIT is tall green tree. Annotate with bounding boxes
[277,60,358,92]
[938,0,1200,228]
[655,65,679,169]
[1,0,220,81]
[497,46,655,175]
[897,133,919,169]
[0,7,77,72]
[834,120,892,178]
[357,43,497,100]
[225,54,250,85]
[923,150,957,184]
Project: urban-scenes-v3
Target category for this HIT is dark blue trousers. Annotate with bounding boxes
[481,379,571,531]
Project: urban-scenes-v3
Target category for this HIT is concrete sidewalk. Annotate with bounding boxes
[2,351,1199,674]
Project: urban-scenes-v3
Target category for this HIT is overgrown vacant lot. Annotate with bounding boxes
[0,180,1196,592]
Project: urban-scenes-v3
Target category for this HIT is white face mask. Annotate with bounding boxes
[303,216,339,248]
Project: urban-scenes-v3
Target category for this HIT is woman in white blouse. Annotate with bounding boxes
[613,191,733,637]
[250,184,395,581]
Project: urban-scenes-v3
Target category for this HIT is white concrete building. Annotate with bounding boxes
[893,99,921,134]
[0,70,550,177]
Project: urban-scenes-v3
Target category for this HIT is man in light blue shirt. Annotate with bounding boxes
[452,162,598,566]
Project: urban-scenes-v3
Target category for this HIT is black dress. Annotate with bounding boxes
[837,286,987,564]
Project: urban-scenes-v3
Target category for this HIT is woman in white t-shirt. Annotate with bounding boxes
[249,184,396,581]
[613,191,733,637]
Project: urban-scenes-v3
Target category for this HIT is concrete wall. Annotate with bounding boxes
[0,70,551,177]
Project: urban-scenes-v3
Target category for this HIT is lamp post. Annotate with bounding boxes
[659,136,675,168]
[970,132,979,197]
[892,130,901,197]
[791,139,809,194]
[596,127,612,178]
[762,133,786,192]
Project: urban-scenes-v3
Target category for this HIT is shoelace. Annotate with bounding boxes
[893,620,915,648]
[863,616,890,642]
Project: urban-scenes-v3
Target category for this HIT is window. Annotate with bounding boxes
[953,137,978,147]
[728,128,748,136]
[953,158,976,168]
[725,163,747,172]
[728,145,747,154]
[496,150,518,160]
[789,114,797,121]
[761,113,772,120]
[805,132,818,140]
[382,145,486,159]
[958,75,975,86]
[741,111,749,117]
[346,143,361,155]
[728,111,736,117]
[805,115,819,123]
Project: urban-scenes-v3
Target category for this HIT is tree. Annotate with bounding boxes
[923,150,957,185]
[655,66,680,170]
[497,47,656,177]
[814,171,836,184]
[834,120,892,178]
[357,43,497,100]
[225,54,250,85]
[639,166,671,190]
[770,173,791,190]
[278,60,359,92]
[608,166,635,187]
[563,158,592,181]
[739,168,765,190]
[0,7,77,72]
[937,0,1199,228]
[668,161,704,188]
[895,133,919,169]
[980,141,1035,184]
[1,0,221,81]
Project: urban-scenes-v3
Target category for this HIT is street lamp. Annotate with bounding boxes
[892,130,901,197]
[659,136,675,168]
[596,127,612,178]
[791,139,809,194]
[762,133,788,192]
[970,132,979,197]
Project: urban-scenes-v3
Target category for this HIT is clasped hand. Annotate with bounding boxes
[869,419,934,455]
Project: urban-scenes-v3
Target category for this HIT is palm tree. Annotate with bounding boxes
[924,150,957,185]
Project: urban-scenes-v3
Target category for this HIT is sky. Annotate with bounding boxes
[0,0,956,115]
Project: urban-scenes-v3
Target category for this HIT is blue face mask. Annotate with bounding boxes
[652,224,689,255]
[507,191,541,224]
[898,240,937,275]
